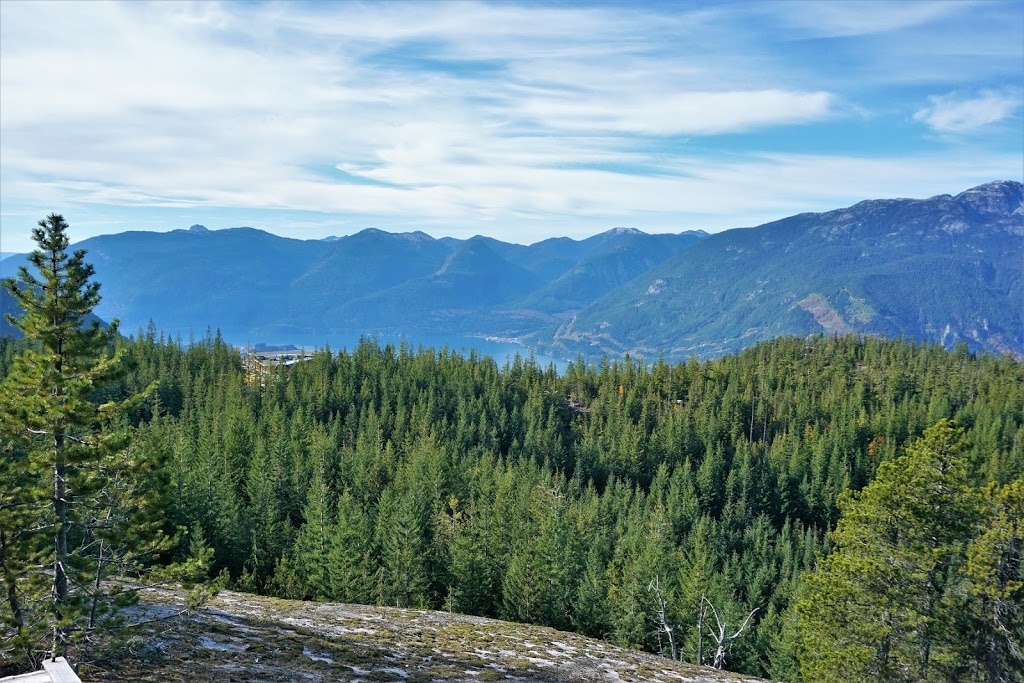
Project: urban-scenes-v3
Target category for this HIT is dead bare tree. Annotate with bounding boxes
[702,596,758,670]
[647,577,678,661]
[696,592,707,665]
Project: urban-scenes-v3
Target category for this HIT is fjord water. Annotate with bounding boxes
[239,332,569,374]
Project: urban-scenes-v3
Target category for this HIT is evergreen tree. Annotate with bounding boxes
[966,480,1024,682]
[5,315,1016,678]
[273,461,335,600]
[679,513,717,664]
[375,488,429,608]
[797,420,979,682]
[573,537,612,639]
[326,490,372,604]
[0,215,180,670]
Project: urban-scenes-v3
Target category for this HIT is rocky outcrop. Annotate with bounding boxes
[94,587,772,682]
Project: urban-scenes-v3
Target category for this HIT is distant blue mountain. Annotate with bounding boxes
[1,288,22,337]
[2,181,1020,360]
[517,231,707,314]
[0,223,693,346]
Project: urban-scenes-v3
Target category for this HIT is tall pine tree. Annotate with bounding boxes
[0,215,181,671]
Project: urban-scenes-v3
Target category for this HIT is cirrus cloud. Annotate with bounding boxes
[913,89,1023,132]
[0,0,1020,253]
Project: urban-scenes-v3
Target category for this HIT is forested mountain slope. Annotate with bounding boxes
[519,231,707,315]
[0,288,22,337]
[543,181,1023,359]
[4,332,1015,680]
[0,225,702,344]
[0,225,325,340]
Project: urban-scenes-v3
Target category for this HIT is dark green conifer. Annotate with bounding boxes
[0,215,183,670]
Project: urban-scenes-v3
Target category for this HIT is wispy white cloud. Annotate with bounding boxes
[769,0,968,38]
[509,90,833,136]
[0,1,841,229]
[913,89,1023,132]
[757,1,1022,90]
[0,0,1020,252]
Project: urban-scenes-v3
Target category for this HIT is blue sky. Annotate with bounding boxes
[1,0,1021,253]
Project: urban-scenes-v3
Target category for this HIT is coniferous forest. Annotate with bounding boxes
[1,221,1022,681]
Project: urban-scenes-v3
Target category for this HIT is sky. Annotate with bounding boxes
[1,0,1021,253]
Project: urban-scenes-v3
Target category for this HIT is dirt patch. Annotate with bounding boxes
[797,294,853,335]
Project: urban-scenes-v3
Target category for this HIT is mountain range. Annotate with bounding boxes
[1,181,1021,360]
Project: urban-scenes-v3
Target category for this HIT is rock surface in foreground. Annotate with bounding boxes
[98,588,772,682]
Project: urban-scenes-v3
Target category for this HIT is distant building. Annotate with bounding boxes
[242,346,313,387]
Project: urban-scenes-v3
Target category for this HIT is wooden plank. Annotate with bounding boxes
[40,658,80,683]
[0,671,52,683]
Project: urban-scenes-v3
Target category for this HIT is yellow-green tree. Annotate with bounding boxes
[966,480,1024,682]
[797,420,979,682]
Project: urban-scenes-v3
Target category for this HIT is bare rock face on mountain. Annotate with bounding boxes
[92,587,772,682]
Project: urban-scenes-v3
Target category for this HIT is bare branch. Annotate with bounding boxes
[730,607,759,640]
[700,596,759,670]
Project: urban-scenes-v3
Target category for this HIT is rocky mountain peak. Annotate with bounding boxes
[955,180,1024,218]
